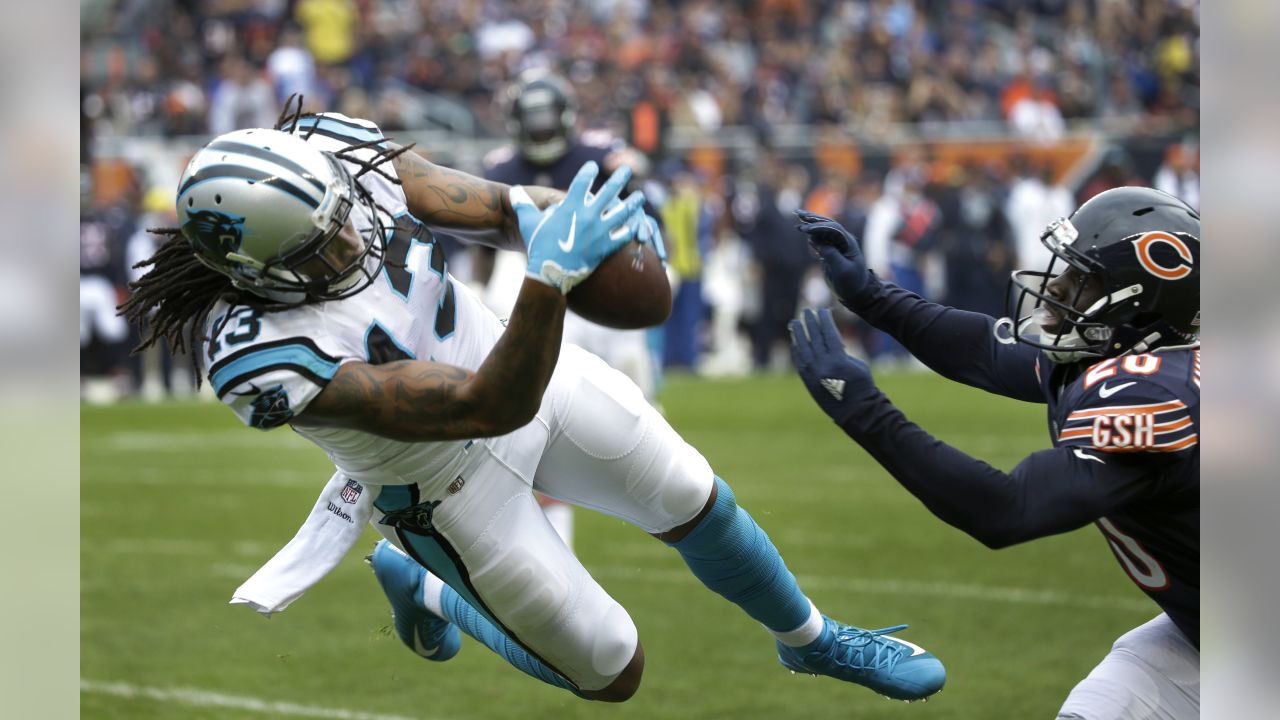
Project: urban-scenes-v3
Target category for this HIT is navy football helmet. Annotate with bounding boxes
[1006,186,1200,363]
[505,70,578,165]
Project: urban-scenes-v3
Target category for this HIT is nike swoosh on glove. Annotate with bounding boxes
[510,161,647,294]
[795,209,874,308]
[789,308,880,426]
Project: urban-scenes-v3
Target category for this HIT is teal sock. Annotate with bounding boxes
[667,477,812,633]
[438,584,578,693]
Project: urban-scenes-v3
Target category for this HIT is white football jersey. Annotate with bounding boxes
[202,113,506,487]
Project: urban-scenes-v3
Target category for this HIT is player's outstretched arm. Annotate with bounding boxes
[390,142,565,252]
[791,308,1155,548]
[295,278,567,440]
[296,163,643,442]
[796,210,1041,403]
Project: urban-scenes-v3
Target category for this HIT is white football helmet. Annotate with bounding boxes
[176,128,384,305]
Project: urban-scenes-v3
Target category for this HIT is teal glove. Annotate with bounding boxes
[637,213,667,262]
[510,162,646,293]
[597,198,664,261]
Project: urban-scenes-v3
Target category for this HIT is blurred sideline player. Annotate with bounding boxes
[790,188,1199,718]
[479,69,662,547]
[121,103,946,703]
[80,183,132,399]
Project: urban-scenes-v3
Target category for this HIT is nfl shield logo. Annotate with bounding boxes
[340,479,363,504]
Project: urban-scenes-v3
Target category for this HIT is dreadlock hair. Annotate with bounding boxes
[119,94,416,386]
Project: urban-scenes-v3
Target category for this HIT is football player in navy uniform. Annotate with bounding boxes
[479,69,664,547]
[789,187,1199,718]
[121,102,946,704]
[80,188,133,395]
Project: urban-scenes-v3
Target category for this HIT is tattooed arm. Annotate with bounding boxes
[294,279,567,440]
[389,142,564,252]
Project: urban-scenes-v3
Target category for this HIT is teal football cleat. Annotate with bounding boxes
[367,540,461,662]
[777,617,945,701]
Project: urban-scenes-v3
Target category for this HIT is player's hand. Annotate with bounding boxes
[789,308,879,425]
[599,199,666,262]
[511,162,646,294]
[795,209,872,307]
[637,214,667,262]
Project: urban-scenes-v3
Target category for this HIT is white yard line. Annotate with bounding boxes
[82,537,1153,614]
[85,430,316,453]
[83,465,324,488]
[81,538,281,557]
[592,567,1153,613]
[80,679,429,720]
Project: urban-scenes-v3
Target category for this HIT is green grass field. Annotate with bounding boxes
[82,372,1153,719]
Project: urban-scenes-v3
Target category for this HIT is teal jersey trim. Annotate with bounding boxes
[210,341,341,398]
[287,116,386,147]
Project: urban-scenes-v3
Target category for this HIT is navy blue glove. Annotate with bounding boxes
[789,308,880,425]
[794,209,873,308]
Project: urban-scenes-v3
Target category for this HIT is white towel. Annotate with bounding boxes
[230,470,379,617]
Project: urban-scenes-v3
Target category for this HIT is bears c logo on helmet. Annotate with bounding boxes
[183,209,246,261]
[1132,231,1194,281]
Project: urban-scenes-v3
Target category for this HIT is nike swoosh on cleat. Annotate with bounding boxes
[412,627,439,658]
[820,378,846,401]
[558,213,577,252]
[891,637,928,657]
[1098,381,1136,399]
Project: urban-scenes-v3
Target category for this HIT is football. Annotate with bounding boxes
[567,240,671,329]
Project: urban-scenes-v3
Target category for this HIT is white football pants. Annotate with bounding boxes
[1058,613,1199,719]
[374,344,713,691]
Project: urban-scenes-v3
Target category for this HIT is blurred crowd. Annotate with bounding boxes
[80,134,1199,399]
[80,0,1200,399]
[81,0,1199,144]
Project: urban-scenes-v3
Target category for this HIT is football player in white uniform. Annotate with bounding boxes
[481,69,662,549]
[122,103,945,703]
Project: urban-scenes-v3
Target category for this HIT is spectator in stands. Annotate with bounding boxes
[662,166,707,370]
[859,163,942,368]
[79,178,136,400]
[1005,157,1074,272]
[1008,77,1066,143]
[267,23,318,104]
[737,158,814,371]
[1154,139,1200,211]
[208,55,277,136]
[1077,148,1146,206]
[81,1,1199,146]
[295,0,359,67]
[936,164,1015,318]
[125,187,194,399]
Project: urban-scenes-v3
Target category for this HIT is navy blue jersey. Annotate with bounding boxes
[483,132,661,240]
[80,209,132,284]
[1039,349,1200,644]
[833,274,1200,646]
[483,131,621,193]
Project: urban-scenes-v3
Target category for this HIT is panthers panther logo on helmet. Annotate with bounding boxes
[183,208,246,261]
[175,126,397,307]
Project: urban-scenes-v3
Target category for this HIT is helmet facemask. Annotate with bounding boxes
[184,151,387,307]
[1006,217,1145,363]
[259,156,386,303]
